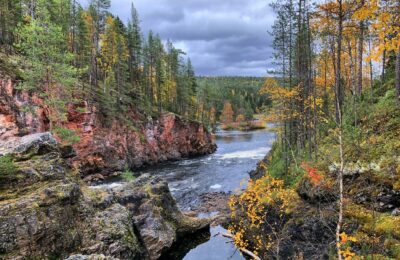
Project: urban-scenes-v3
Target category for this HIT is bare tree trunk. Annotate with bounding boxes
[381,44,386,87]
[357,0,365,96]
[335,0,343,124]
[336,90,345,260]
[396,46,400,103]
[335,1,344,259]
[368,35,374,99]
[347,39,357,127]
[289,0,294,150]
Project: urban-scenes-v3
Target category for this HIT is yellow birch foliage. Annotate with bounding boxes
[228,175,299,255]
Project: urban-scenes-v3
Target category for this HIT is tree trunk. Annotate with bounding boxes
[396,47,400,103]
[335,0,344,125]
[368,35,374,99]
[356,0,365,96]
[335,2,344,258]
[357,18,364,96]
[381,45,386,86]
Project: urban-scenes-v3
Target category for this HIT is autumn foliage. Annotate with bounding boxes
[228,175,299,257]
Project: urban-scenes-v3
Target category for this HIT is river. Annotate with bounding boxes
[139,126,276,259]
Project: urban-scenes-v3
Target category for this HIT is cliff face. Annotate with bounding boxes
[0,72,216,180]
[0,133,209,259]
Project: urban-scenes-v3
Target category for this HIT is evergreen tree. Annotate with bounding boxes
[17,0,78,128]
[0,0,22,53]
[127,3,142,96]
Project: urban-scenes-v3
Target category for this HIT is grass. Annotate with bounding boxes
[121,165,136,182]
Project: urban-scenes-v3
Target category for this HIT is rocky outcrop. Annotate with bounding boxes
[0,74,48,140]
[69,108,216,181]
[0,133,209,259]
[0,73,216,181]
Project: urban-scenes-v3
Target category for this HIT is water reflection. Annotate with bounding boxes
[183,226,244,260]
[161,228,211,260]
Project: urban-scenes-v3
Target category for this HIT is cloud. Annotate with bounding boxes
[80,0,276,76]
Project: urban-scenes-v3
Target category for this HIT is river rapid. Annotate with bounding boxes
[140,127,276,259]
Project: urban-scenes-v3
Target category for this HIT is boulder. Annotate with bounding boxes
[0,132,58,159]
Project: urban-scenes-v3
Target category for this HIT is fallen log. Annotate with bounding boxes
[221,233,262,260]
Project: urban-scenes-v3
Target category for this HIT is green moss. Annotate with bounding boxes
[345,203,400,239]
[123,223,143,253]
[75,107,87,113]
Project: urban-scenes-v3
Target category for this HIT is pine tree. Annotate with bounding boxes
[17,0,78,128]
[88,0,110,89]
[0,0,22,53]
[127,3,142,94]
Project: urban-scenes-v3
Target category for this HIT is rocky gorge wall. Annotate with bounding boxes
[0,71,216,181]
[0,132,209,259]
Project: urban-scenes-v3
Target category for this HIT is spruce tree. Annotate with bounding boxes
[17,0,78,128]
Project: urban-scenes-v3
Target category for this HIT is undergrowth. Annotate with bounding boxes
[229,80,400,259]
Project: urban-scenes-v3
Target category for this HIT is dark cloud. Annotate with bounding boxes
[80,0,276,76]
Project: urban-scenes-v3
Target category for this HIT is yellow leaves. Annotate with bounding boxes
[228,175,300,253]
[338,232,358,260]
[220,101,234,124]
[340,232,357,244]
[100,15,129,75]
[365,0,400,61]
[339,247,356,260]
[260,78,300,99]
[315,98,324,107]
[352,0,379,21]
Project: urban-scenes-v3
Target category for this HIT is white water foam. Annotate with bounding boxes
[178,159,197,166]
[91,183,123,189]
[219,147,270,160]
[210,184,222,189]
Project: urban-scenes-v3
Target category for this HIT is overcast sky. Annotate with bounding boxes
[81,0,276,76]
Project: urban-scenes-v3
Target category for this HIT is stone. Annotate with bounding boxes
[0,132,58,158]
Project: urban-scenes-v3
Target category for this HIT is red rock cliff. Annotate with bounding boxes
[0,72,216,180]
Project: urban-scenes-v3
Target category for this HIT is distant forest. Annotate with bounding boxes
[196,76,270,126]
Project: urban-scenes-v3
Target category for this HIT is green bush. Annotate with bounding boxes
[0,155,18,178]
[121,165,135,182]
[52,127,81,145]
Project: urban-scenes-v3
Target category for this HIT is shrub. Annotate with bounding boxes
[121,165,135,182]
[53,127,81,145]
[0,155,18,178]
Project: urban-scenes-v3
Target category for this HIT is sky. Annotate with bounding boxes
[80,0,276,77]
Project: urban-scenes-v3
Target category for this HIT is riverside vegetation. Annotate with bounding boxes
[228,0,400,259]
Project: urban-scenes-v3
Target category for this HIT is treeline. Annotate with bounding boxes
[196,76,270,125]
[0,0,198,126]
